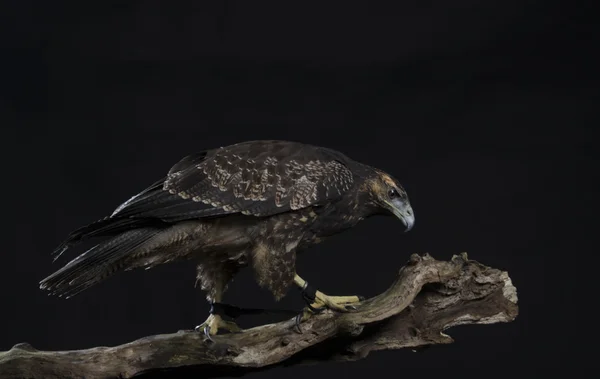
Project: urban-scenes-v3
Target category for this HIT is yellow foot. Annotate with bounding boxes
[295,292,364,333]
[309,292,363,312]
[195,314,242,341]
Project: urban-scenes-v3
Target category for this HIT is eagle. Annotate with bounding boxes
[40,140,415,336]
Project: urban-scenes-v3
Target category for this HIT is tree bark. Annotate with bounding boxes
[0,253,518,379]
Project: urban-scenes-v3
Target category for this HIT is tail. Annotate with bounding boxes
[40,227,160,298]
[52,217,164,261]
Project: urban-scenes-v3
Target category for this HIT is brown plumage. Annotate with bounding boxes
[40,140,414,305]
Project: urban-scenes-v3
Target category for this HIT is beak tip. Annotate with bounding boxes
[388,202,414,232]
[401,215,415,232]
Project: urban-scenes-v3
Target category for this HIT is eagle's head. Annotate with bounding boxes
[363,171,415,232]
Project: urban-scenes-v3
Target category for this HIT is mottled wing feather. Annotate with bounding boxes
[164,141,354,218]
[108,141,354,224]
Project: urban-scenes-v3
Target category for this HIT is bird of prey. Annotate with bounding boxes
[40,140,415,336]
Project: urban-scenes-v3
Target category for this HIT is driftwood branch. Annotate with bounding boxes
[0,253,518,379]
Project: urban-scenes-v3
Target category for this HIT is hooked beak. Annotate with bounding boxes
[385,201,415,232]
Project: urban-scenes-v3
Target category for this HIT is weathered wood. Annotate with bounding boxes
[0,253,518,379]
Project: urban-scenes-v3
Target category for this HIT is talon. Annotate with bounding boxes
[195,313,241,340]
[203,325,213,342]
[313,293,363,313]
[295,275,362,315]
[294,314,303,334]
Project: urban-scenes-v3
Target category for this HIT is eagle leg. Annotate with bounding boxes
[195,261,243,340]
[293,274,363,333]
[194,306,242,342]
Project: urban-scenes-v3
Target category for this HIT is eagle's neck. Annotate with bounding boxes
[305,166,381,239]
[309,191,375,239]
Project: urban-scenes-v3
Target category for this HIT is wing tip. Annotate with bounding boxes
[51,244,70,261]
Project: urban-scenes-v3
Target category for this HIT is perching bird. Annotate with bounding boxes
[40,140,415,336]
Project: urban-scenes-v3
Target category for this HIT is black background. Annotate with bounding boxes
[2,1,594,377]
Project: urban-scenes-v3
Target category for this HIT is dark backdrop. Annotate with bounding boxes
[2,1,594,378]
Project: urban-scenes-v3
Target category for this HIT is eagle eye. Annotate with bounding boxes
[388,188,399,199]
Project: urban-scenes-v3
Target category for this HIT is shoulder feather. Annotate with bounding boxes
[164,141,355,217]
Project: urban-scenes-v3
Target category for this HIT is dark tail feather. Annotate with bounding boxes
[52,217,162,261]
[40,228,159,298]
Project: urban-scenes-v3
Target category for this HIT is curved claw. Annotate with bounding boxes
[203,325,214,342]
[294,314,303,334]
[346,295,365,310]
